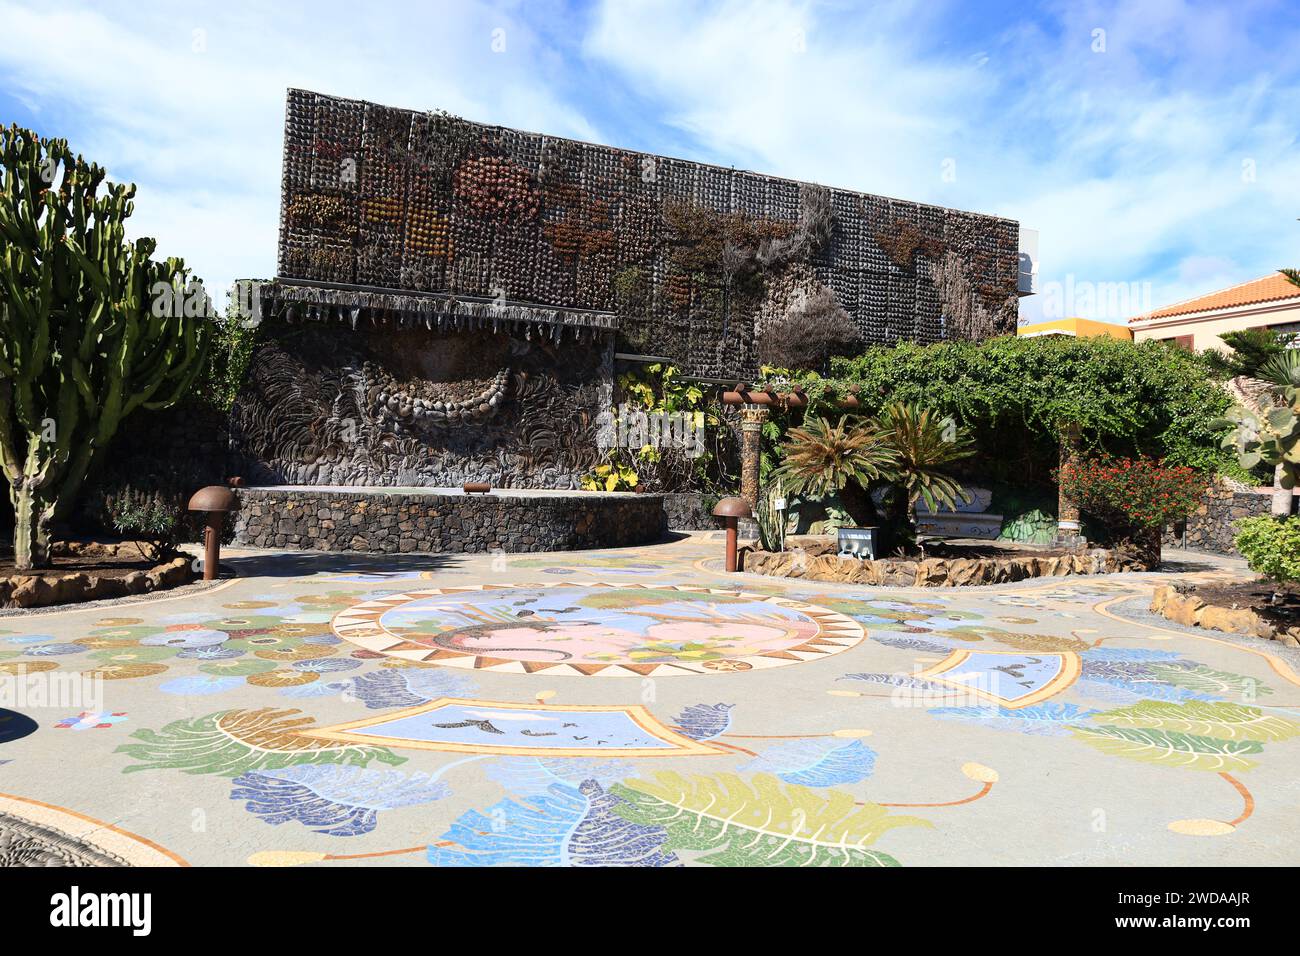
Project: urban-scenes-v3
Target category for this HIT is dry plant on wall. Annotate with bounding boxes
[756,185,833,268]
[758,283,860,370]
[933,251,1014,341]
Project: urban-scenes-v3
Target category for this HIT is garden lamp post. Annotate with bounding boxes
[188,486,238,581]
[712,496,752,572]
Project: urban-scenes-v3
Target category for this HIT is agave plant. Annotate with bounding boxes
[875,402,975,531]
[772,415,896,527]
[1258,349,1300,390]
[755,481,788,553]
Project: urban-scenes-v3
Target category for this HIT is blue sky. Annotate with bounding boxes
[2,0,1297,324]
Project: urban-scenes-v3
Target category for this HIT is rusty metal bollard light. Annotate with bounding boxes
[712,496,752,573]
[187,485,238,581]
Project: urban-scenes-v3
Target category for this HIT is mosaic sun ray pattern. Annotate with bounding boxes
[329,582,865,676]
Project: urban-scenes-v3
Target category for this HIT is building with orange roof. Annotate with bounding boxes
[1128,271,1300,351]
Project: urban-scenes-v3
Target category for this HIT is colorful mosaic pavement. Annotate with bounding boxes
[1,534,1297,866]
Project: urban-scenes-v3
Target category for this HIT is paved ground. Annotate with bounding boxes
[1,533,1298,867]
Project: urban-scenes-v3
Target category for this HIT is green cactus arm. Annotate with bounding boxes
[0,383,21,487]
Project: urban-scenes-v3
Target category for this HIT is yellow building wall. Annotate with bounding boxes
[1018,318,1132,340]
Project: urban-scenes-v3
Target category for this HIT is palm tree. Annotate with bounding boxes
[773,415,896,527]
[876,402,975,537]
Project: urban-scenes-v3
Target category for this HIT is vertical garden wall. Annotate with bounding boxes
[274,89,1022,382]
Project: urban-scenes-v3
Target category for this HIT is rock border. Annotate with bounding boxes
[0,542,194,610]
[743,539,1143,587]
[1150,585,1300,647]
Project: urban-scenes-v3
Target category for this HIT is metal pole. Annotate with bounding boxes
[724,518,738,573]
[204,513,222,581]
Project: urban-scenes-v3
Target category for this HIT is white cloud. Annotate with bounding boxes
[3,0,1296,327]
[0,0,606,297]
[584,0,1300,323]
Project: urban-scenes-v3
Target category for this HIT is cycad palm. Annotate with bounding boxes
[773,416,895,525]
[877,402,974,522]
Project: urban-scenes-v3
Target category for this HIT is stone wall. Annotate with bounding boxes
[1163,487,1278,555]
[744,541,1142,588]
[229,320,611,490]
[662,493,717,531]
[231,488,667,554]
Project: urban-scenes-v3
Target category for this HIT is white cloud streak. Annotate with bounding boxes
[2,0,1296,324]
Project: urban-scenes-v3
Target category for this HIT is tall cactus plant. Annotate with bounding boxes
[0,126,209,570]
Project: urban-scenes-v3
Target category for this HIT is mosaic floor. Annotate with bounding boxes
[1,534,1298,867]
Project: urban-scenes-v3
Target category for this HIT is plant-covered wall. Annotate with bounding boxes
[277,89,1021,380]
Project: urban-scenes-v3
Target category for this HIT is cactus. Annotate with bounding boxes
[0,126,209,570]
[1213,387,1300,488]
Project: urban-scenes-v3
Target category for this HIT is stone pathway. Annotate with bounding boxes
[1,534,1297,867]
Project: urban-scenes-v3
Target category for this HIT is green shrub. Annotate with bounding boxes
[770,335,1237,487]
[1234,515,1300,585]
[1054,456,1204,530]
[102,485,186,561]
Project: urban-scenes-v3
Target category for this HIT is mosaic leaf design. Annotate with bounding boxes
[486,757,636,795]
[1082,648,1182,663]
[346,669,478,710]
[427,780,678,867]
[673,703,733,740]
[1082,659,1173,680]
[840,673,950,692]
[609,772,929,867]
[159,675,245,696]
[1069,726,1262,772]
[231,764,450,836]
[928,703,1096,736]
[1090,701,1300,742]
[1146,663,1273,699]
[739,739,876,786]
[990,633,1091,653]
[116,708,406,776]
[1075,677,1213,705]
[870,635,952,654]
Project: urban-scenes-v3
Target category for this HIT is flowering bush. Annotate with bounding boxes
[1054,456,1204,530]
[1235,516,1300,585]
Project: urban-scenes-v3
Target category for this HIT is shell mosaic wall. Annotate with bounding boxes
[273,89,1021,381]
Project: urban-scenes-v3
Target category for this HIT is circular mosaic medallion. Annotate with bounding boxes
[330,582,866,677]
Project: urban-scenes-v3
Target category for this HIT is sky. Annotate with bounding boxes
[1,0,1297,325]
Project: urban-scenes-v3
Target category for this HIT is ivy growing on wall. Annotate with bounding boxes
[767,336,1240,487]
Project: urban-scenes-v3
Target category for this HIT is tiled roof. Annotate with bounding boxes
[1130,272,1300,323]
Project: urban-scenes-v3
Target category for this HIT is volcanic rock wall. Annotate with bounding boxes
[229,318,612,489]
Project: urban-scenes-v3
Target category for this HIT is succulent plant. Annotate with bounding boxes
[0,125,208,569]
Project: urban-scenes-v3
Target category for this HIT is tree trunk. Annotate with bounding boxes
[12,480,54,571]
[1133,526,1162,570]
[838,480,877,528]
[1271,464,1292,517]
